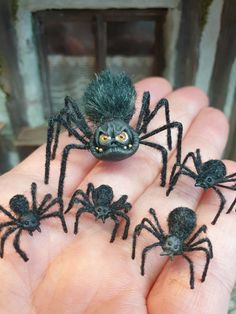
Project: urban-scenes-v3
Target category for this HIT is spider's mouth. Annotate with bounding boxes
[90,135,139,161]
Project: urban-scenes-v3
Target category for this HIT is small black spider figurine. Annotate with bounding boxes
[132,207,213,289]
[0,182,67,261]
[44,70,183,197]
[65,183,131,243]
[166,148,236,224]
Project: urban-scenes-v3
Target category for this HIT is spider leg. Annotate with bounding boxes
[186,225,207,245]
[167,152,199,196]
[13,229,29,262]
[132,222,162,259]
[211,187,226,225]
[0,226,18,258]
[111,195,131,213]
[140,141,168,187]
[226,197,236,214]
[31,182,38,211]
[40,211,68,233]
[114,211,130,240]
[74,207,92,234]
[109,215,121,243]
[137,97,172,149]
[135,91,151,133]
[188,238,213,258]
[185,247,211,284]
[141,242,161,275]
[65,189,91,214]
[182,254,195,289]
[38,194,53,213]
[0,221,16,230]
[0,206,17,221]
[149,208,165,237]
[58,144,88,198]
[140,121,183,163]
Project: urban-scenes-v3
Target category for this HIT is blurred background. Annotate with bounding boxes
[0,0,235,175]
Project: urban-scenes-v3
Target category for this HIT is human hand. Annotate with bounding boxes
[0,77,235,314]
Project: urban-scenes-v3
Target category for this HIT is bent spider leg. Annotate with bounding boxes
[65,198,90,214]
[111,196,131,213]
[140,121,183,163]
[74,207,92,234]
[64,96,93,138]
[149,208,165,237]
[185,247,211,283]
[110,215,120,243]
[140,140,168,187]
[223,172,236,180]
[86,183,95,196]
[40,211,68,233]
[167,152,199,196]
[138,218,160,236]
[182,254,195,289]
[186,225,207,246]
[211,187,226,225]
[13,229,28,262]
[0,226,18,258]
[137,97,172,150]
[38,194,53,213]
[115,211,130,240]
[135,91,150,133]
[188,238,213,258]
[0,206,17,221]
[65,189,90,214]
[217,183,236,189]
[226,197,236,214]
[132,223,161,260]
[58,144,88,198]
[141,242,161,276]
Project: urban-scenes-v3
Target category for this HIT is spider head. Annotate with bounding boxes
[90,120,139,161]
[94,206,111,222]
[195,160,226,189]
[161,235,182,258]
[9,195,29,215]
[20,212,40,231]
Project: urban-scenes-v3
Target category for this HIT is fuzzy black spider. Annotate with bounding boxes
[44,70,183,197]
[166,148,236,224]
[65,183,132,243]
[0,182,67,261]
[132,207,213,289]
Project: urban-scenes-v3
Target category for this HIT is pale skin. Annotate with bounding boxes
[0,77,235,314]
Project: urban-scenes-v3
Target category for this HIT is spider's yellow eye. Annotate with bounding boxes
[115,131,129,143]
[99,133,111,144]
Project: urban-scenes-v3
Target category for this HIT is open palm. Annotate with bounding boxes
[0,77,235,314]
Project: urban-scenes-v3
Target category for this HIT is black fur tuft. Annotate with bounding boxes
[81,70,136,125]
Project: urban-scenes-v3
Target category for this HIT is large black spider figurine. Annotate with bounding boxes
[166,148,236,224]
[132,207,213,289]
[65,183,132,243]
[0,182,67,261]
[44,70,183,197]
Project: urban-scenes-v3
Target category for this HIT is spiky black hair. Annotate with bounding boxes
[81,70,136,125]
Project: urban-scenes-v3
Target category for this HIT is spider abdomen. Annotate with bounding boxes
[168,207,196,241]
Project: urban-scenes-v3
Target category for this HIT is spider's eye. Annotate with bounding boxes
[99,133,111,144]
[25,221,29,225]
[174,245,178,250]
[206,176,214,184]
[115,131,129,143]
[167,241,172,246]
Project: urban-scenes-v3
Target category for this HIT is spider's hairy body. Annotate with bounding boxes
[195,160,227,188]
[132,207,213,289]
[45,69,183,197]
[65,183,132,242]
[0,182,67,261]
[167,149,236,224]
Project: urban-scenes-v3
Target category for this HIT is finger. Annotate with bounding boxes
[130,107,228,286]
[10,77,172,198]
[147,161,236,314]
